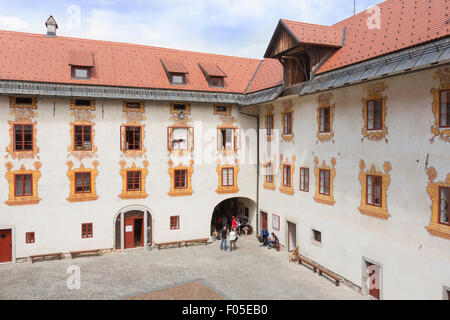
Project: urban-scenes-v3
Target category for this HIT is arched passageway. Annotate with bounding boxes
[210,197,256,237]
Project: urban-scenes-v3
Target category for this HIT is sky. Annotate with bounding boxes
[0,0,383,59]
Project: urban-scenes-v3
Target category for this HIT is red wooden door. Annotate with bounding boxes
[261,212,268,230]
[367,263,380,300]
[0,229,12,263]
[124,217,135,249]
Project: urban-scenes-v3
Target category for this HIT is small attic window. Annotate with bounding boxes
[209,76,224,88]
[72,66,90,79]
[161,59,189,86]
[170,73,186,85]
[199,63,226,88]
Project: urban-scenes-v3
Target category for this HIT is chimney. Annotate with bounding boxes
[45,16,58,37]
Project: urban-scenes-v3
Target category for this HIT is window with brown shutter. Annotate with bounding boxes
[367,175,382,207]
[266,163,273,183]
[440,90,450,128]
[26,232,35,244]
[319,169,330,195]
[74,125,92,151]
[121,126,142,150]
[14,124,33,151]
[14,174,33,196]
[283,165,291,187]
[300,168,309,192]
[127,171,141,191]
[170,216,180,230]
[439,187,449,226]
[222,168,234,186]
[174,170,187,189]
[366,99,383,130]
[319,107,330,133]
[81,223,93,238]
[283,112,292,135]
[75,172,91,194]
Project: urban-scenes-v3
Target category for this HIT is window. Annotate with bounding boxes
[170,73,185,85]
[14,174,32,196]
[125,102,140,110]
[266,114,274,136]
[173,104,186,112]
[75,172,91,194]
[319,107,330,133]
[170,216,180,230]
[266,163,273,183]
[300,168,309,192]
[440,90,450,128]
[14,124,33,151]
[209,76,224,88]
[283,165,291,187]
[283,112,292,135]
[222,168,234,186]
[127,171,141,191]
[170,127,188,150]
[366,99,383,130]
[26,232,35,244]
[72,67,90,79]
[121,126,142,150]
[367,175,382,207]
[81,223,93,238]
[439,187,449,226]
[218,128,239,150]
[74,99,91,108]
[319,169,330,195]
[15,97,33,106]
[174,169,187,189]
[214,105,231,115]
[74,125,92,151]
[312,229,322,243]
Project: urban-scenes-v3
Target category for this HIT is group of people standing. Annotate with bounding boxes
[216,216,240,252]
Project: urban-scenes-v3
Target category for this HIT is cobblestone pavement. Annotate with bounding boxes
[0,236,365,300]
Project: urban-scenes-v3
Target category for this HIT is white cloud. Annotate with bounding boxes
[0,15,29,30]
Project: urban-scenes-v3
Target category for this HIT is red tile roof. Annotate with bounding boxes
[246,58,283,94]
[281,19,343,48]
[0,31,273,94]
[318,0,450,73]
[199,62,227,77]
[160,58,189,74]
[68,50,94,67]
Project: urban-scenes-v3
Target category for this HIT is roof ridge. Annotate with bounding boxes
[0,29,262,63]
[280,19,342,31]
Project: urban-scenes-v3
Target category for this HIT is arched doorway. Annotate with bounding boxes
[210,197,256,236]
[114,206,152,250]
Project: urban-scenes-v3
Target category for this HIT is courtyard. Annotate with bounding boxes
[0,236,364,300]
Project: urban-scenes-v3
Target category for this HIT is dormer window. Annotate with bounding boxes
[69,50,94,80]
[199,63,226,88]
[161,59,189,86]
[72,67,90,79]
[170,73,186,85]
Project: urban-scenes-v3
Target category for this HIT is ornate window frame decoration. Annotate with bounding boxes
[120,109,147,159]
[430,68,450,143]
[6,107,40,160]
[170,102,191,115]
[358,160,392,220]
[68,109,97,161]
[216,159,240,194]
[217,124,241,155]
[9,97,37,109]
[279,154,295,196]
[119,160,149,199]
[425,167,450,239]
[316,93,335,144]
[281,100,294,143]
[123,101,145,113]
[214,104,232,116]
[263,159,276,191]
[70,99,95,111]
[168,159,194,197]
[313,157,336,205]
[264,104,275,142]
[167,125,194,157]
[66,160,99,202]
[361,81,389,143]
[5,161,42,206]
